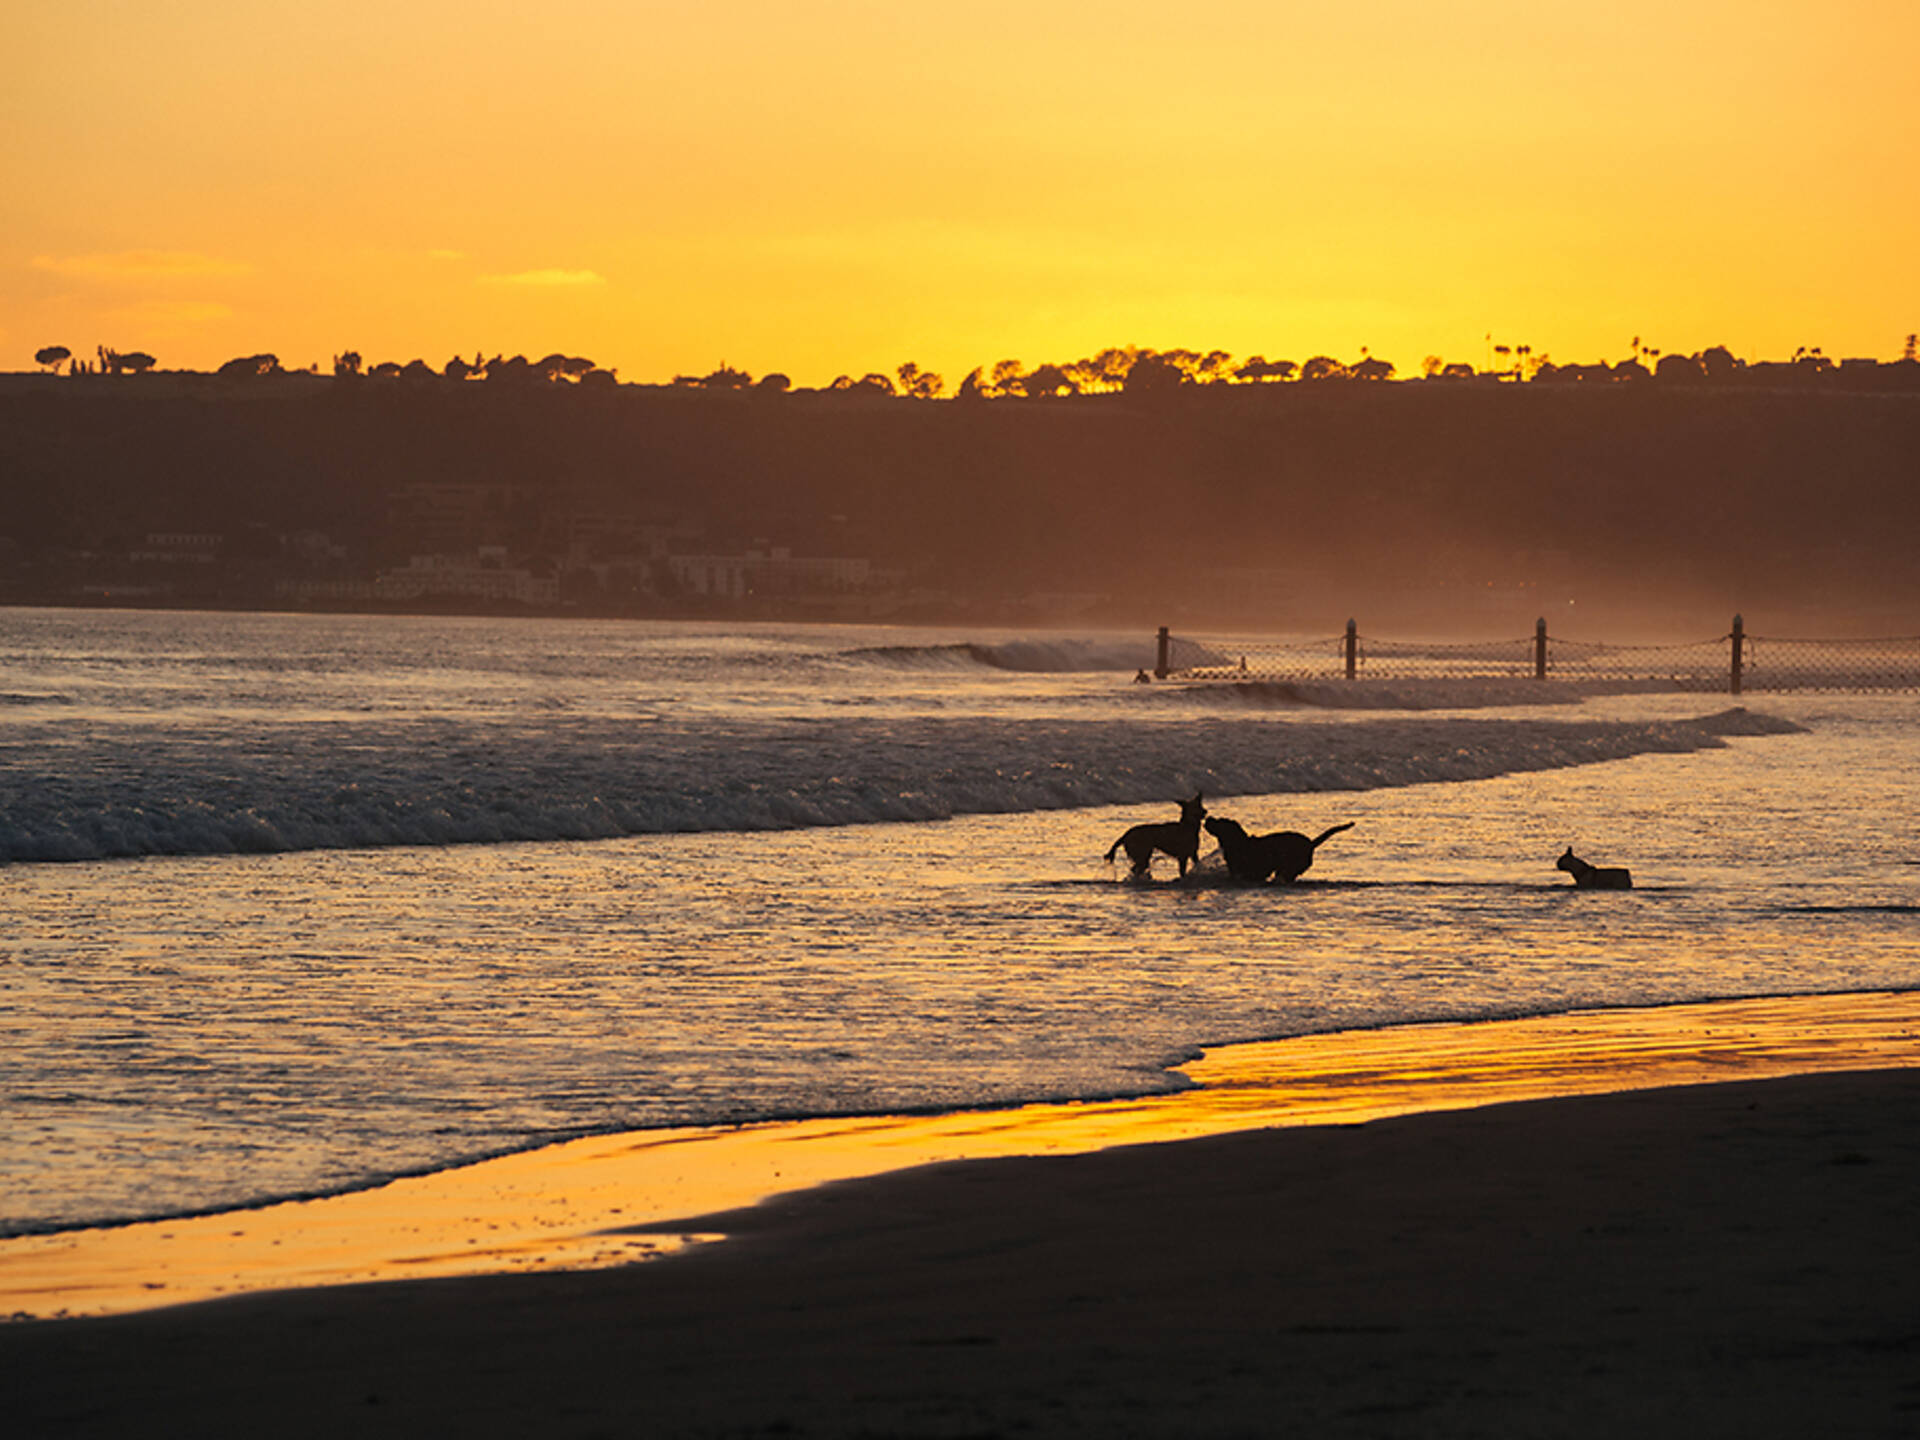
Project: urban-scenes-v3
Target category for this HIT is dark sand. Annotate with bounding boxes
[8,1067,1919,1438]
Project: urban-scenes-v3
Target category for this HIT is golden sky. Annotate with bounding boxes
[7,1,1917,384]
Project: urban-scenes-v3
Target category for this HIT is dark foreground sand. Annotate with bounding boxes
[9,1068,1920,1439]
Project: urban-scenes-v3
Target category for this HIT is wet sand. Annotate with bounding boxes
[8,991,1918,1321]
[7,996,1920,1435]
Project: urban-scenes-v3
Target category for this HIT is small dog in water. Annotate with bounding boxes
[1205,816,1355,884]
[1556,846,1633,889]
[1105,793,1206,879]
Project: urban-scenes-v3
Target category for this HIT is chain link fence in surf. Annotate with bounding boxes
[1161,626,1920,693]
[1739,634,1920,692]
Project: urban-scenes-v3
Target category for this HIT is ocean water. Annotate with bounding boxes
[2,607,1916,1237]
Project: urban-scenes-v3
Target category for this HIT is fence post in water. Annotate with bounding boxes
[1730,614,1744,695]
[1345,619,1358,680]
[1155,625,1170,680]
[1535,617,1548,680]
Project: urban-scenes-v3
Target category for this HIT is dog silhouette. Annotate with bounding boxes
[1556,846,1633,889]
[1105,793,1206,879]
[1205,816,1354,884]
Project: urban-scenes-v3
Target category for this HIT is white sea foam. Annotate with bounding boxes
[0,705,1801,863]
[843,637,1158,672]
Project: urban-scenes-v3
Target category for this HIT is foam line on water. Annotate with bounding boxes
[0,707,1803,864]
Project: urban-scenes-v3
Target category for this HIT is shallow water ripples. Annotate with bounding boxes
[5,698,1918,1234]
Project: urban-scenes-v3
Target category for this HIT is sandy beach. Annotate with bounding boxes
[8,997,1920,1437]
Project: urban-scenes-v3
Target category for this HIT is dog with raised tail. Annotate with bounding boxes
[1556,846,1633,889]
[1105,793,1207,879]
[1204,816,1355,884]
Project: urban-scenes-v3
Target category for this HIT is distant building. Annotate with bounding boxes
[286,530,350,567]
[666,544,871,600]
[666,552,749,599]
[274,576,378,603]
[742,544,871,595]
[371,549,558,605]
[129,532,221,564]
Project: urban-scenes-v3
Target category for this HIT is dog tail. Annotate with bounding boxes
[1309,822,1355,849]
[1104,837,1122,863]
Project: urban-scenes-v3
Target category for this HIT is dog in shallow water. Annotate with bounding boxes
[1105,793,1206,879]
[1205,816,1355,884]
[1556,847,1633,889]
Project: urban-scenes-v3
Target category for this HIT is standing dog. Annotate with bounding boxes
[1205,816,1355,883]
[1105,793,1207,879]
[1556,847,1633,889]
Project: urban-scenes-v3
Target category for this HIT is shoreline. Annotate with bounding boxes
[6,988,1918,1323]
[8,1065,1920,1435]
[1,978,1889,1240]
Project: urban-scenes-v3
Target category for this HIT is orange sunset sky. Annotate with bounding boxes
[7,1,1917,385]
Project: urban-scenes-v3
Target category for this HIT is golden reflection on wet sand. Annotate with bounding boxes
[5,991,1916,1321]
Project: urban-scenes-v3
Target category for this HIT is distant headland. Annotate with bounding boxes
[3,336,1918,635]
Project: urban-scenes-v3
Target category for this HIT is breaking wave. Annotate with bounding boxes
[0,707,1803,864]
[843,638,1157,673]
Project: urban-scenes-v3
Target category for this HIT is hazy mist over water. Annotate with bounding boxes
[3,609,1915,1235]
